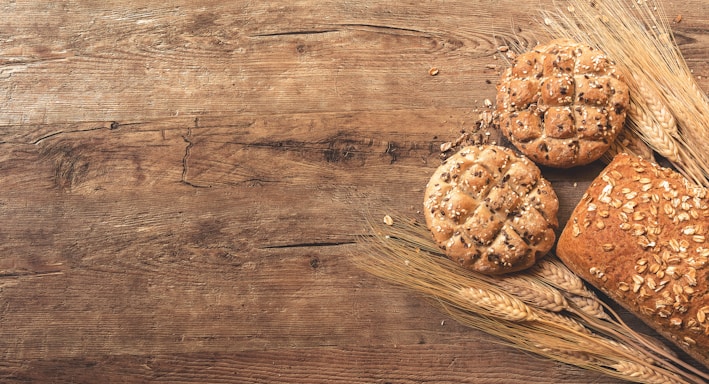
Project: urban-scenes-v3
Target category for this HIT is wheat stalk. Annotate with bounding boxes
[447,301,691,383]
[355,213,706,383]
[444,303,666,383]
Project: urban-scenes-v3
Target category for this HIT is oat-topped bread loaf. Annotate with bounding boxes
[496,38,629,168]
[424,145,559,275]
[558,153,709,367]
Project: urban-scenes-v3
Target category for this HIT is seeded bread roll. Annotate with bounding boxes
[424,145,559,275]
[495,38,629,168]
[557,153,709,367]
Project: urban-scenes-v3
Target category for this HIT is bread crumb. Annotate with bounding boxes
[383,215,394,226]
[429,67,439,76]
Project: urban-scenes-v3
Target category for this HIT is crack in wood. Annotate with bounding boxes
[261,241,356,249]
[0,270,64,278]
[252,29,340,37]
[251,23,427,39]
[181,117,211,188]
[32,126,107,145]
[338,23,426,35]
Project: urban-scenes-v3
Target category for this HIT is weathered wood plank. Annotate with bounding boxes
[1,346,619,383]
[1,0,708,382]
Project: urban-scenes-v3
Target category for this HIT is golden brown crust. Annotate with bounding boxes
[424,145,559,275]
[558,153,709,367]
[496,39,629,168]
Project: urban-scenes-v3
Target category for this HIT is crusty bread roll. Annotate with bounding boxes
[557,153,709,367]
[495,39,629,168]
[424,145,559,275]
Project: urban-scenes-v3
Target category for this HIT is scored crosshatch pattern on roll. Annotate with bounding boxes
[423,145,558,275]
[495,39,629,168]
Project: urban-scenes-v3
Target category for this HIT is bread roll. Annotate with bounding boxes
[495,39,629,168]
[424,145,559,275]
[557,153,709,367]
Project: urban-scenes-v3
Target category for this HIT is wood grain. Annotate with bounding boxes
[1,0,708,382]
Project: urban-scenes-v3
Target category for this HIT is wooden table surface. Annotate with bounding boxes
[1,1,708,382]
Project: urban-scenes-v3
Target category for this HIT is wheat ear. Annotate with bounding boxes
[634,76,679,137]
[567,294,611,321]
[536,311,590,334]
[627,99,680,162]
[612,360,689,384]
[494,275,569,313]
[457,287,539,322]
[529,258,590,297]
